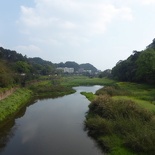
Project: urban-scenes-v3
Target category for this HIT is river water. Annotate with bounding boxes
[0,86,104,155]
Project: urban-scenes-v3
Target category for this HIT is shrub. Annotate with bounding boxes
[85,115,112,136]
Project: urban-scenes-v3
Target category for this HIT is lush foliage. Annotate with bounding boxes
[112,39,155,84]
[0,61,15,87]
[0,47,56,87]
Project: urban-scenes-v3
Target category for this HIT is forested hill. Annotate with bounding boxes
[56,61,98,72]
[111,38,155,84]
[0,47,98,87]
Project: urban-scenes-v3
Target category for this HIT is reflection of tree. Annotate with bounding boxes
[84,126,106,154]
[0,99,36,152]
[0,119,16,152]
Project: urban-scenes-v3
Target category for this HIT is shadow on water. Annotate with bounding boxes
[0,99,37,152]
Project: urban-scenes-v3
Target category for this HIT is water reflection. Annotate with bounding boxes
[0,100,37,152]
[0,86,104,155]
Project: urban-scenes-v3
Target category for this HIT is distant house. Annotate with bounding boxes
[57,67,74,73]
[64,67,74,73]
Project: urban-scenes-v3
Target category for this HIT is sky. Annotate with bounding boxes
[0,0,155,71]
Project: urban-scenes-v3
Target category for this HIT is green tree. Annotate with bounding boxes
[0,61,14,87]
[136,48,155,83]
[15,61,31,73]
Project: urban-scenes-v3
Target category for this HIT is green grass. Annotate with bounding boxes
[61,76,115,87]
[0,88,33,125]
[80,92,96,101]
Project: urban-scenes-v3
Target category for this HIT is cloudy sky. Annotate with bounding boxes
[0,0,155,70]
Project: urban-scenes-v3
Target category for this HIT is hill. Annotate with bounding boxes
[56,61,98,73]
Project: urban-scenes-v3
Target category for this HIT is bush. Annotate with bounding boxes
[85,115,112,136]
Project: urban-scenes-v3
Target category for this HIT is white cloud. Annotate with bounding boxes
[18,0,133,41]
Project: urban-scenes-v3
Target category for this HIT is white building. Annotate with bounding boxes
[64,67,74,73]
[57,67,74,73]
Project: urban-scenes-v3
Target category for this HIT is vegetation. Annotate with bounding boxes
[28,78,76,98]
[84,82,155,155]
[61,76,115,87]
[80,92,96,101]
[0,88,33,127]
[111,39,155,84]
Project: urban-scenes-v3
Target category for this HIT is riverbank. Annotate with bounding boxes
[83,82,155,155]
[0,88,33,127]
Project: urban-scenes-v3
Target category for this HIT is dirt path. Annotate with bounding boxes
[0,88,17,101]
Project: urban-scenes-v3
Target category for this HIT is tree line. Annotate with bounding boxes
[111,38,155,84]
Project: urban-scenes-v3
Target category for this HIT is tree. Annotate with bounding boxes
[0,61,14,87]
[14,61,31,74]
[136,48,155,83]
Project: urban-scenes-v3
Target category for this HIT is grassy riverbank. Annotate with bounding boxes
[0,88,33,127]
[84,82,155,155]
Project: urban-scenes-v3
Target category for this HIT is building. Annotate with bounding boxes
[57,67,74,73]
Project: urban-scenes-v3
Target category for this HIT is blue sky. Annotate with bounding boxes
[0,0,155,70]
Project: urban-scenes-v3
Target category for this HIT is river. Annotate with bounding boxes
[0,86,104,155]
